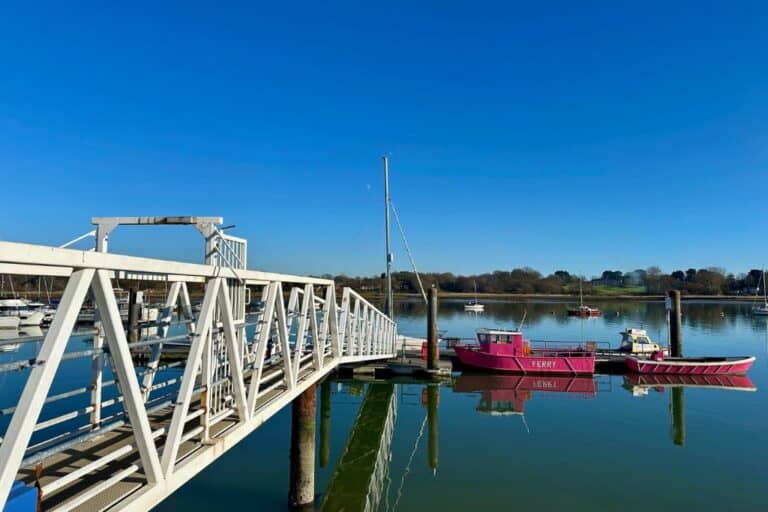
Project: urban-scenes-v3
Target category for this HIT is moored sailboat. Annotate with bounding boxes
[567,278,600,317]
[464,281,484,312]
[752,269,768,316]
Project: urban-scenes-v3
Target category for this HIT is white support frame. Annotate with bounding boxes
[0,239,397,512]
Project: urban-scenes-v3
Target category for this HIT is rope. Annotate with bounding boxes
[389,201,428,305]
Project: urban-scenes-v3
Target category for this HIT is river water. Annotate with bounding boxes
[154,299,768,511]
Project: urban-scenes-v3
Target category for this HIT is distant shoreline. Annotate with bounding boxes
[365,292,761,302]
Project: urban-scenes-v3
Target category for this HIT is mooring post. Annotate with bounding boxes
[127,288,140,344]
[427,286,439,371]
[289,384,317,510]
[427,383,439,474]
[670,387,685,446]
[668,290,682,357]
[319,380,331,468]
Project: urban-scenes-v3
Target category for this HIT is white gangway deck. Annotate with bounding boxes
[0,225,396,511]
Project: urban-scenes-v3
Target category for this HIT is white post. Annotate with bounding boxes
[274,283,296,390]
[247,282,278,413]
[161,277,220,477]
[218,280,250,423]
[92,270,163,485]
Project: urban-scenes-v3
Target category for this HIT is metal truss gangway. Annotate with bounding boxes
[0,217,396,511]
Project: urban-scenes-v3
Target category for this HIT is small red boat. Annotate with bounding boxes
[454,328,595,374]
[566,305,601,317]
[626,352,755,375]
[567,279,600,317]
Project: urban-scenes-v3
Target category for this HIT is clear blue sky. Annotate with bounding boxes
[1,2,766,278]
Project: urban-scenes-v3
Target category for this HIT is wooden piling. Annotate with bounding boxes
[668,290,682,357]
[127,288,140,344]
[289,384,316,510]
[427,286,439,371]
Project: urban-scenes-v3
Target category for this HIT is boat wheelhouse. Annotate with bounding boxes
[454,328,595,374]
[618,328,666,354]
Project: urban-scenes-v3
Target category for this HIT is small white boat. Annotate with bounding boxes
[26,301,57,323]
[753,269,768,316]
[464,281,485,312]
[0,316,20,329]
[0,299,45,326]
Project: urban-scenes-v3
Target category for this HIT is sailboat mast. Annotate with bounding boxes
[383,155,393,318]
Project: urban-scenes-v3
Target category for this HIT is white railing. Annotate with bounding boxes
[0,240,396,511]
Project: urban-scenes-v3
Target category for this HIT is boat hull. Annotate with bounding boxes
[19,311,44,326]
[0,316,20,329]
[567,308,601,317]
[455,345,595,374]
[625,356,755,375]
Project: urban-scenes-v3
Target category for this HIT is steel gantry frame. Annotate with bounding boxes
[0,238,396,511]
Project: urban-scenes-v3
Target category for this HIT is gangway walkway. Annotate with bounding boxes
[0,222,396,511]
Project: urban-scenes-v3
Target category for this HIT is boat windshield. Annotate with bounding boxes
[478,333,513,343]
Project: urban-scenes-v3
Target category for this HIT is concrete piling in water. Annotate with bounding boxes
[668,290,682,357]
[289,384,317,510]
[427,286,439,371]
[319,380,331,468]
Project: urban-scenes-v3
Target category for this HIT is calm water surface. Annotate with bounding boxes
[157,300,768,511]
[2,300,766,511]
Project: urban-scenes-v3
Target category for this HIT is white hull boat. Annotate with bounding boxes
[0,316,20,329]
[19,310,45,326]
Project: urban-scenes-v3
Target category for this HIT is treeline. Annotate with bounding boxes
[329,267,767,296]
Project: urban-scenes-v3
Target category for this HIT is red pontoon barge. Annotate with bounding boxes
[454,328,595,374]
[625,352,755,375]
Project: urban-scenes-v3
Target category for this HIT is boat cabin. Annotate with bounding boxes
[0,299,31,316]
[619,328,662,354]
[476,328,530,356]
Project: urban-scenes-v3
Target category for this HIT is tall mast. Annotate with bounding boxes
[383,155,393,318]
[579,277,583,307]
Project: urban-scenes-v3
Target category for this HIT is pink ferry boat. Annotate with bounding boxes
[625,352,755,375]
[454,328,595,374]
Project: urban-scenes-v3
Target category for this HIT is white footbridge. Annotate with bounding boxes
[0,217,397,511]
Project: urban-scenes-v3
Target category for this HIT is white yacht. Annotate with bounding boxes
[752,269,768,316]
[26,301,57,324]
[464,281,485,312]
[0,299,44,327]
[0,315,20,329]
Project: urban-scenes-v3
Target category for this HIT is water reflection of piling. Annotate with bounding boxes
[320,380,331,468]
[670,387,685,447]
[427,384,439,474]
[289,384,316,510]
